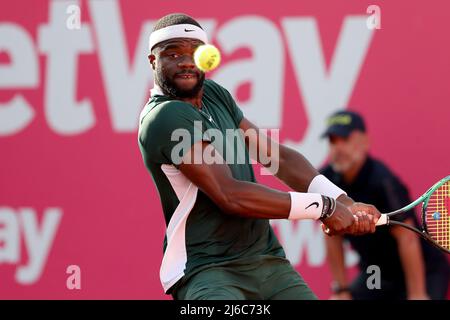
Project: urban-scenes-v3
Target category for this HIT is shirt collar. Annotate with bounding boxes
[335,156,373,188]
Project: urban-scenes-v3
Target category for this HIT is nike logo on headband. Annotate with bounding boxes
[184,29,195,32]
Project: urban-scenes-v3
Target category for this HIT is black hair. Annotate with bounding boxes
[152,13,202,32]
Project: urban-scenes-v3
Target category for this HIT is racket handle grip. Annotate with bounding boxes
[324,214,388,234]
[375,214,388,226]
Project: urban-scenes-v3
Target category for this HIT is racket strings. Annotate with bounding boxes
[425,181,450,250]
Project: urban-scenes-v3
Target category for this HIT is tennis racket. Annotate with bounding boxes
[375,175,449,254]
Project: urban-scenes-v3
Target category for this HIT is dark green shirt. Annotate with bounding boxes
[138,79,285,293]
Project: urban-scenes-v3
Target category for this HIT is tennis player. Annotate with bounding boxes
[138,13,381,300]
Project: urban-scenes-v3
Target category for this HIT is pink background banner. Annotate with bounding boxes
[0,0,449,299]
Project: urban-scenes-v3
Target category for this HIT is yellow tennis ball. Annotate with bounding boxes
[194,44,221,72]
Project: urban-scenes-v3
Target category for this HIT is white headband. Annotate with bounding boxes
[149,24,208,52]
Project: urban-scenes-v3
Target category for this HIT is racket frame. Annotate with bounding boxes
[383,176,450,254]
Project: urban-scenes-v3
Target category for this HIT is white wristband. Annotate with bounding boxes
[288,192,323,220]
[308,175,347,200]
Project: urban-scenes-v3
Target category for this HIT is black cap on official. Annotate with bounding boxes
[321,110,366,138]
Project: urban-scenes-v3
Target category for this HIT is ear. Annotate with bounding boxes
[357,132,370,152]
[149,54,156,70]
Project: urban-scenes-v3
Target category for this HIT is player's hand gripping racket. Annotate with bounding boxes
[375,175,449,254]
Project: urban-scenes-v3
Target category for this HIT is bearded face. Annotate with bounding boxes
[152,38,205,99]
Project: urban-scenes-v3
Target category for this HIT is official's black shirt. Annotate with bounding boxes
[321,156,448,280]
